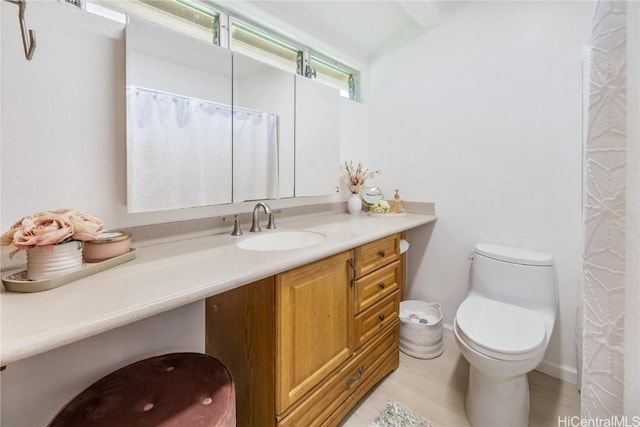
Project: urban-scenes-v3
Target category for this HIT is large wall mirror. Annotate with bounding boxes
[295,75,340,197]
[125,18,340,213]
[232,52,294,201]
[126,18,233,213]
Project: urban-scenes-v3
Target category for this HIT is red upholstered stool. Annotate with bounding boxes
[49,353,235,427]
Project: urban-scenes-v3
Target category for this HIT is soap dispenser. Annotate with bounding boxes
[390,190,405,214]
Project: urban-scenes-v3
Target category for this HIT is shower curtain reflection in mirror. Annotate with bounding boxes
[126,86,232,213]
[233,108,278,202]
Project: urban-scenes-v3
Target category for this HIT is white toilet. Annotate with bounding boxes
[453,243,557,427]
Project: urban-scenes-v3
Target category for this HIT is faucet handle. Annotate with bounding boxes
[231,215,243,236]
[267,212,277,230]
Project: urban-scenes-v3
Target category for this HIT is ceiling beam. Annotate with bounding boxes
[394,0,443,31]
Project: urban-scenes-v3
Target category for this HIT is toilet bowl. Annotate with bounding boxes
[454,243,557,427]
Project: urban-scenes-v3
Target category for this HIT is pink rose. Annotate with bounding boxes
[12,212,74,250]
[1,218,24,248]
[70,211,104,241]
[1,209,105,255]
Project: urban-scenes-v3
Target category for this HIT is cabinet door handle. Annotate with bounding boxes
[378,250,386,258]
[379,282,386,289]
[346,365,365,386]
[349,258,356,288]
[379,314,385,322]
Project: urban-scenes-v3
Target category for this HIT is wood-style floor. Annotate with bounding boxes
[340,336,580,427]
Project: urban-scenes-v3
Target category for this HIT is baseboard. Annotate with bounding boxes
[443,322,454,338]
[442,322,578,385]
[535,360,578,385]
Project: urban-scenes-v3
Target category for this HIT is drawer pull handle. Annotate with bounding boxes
[379,282,386,289]
[346,365,365,386]
[349,258,356,288]
[379,314,385,322]
[378,250,386,257]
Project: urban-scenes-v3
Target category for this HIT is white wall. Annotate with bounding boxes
[368,1,592,382]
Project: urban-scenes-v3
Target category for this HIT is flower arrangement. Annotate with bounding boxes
[372,200,390,214]
[343,161,381,194]
[1,208,104,257]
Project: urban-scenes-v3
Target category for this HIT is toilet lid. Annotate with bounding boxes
[456,295,546,360]
[475,243,553,266]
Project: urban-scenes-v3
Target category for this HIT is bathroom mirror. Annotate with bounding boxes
[361,186,384,207]
[125,18,342,211]
[232,52,295,202]
[125,18,233,213]
[295,75,340,197]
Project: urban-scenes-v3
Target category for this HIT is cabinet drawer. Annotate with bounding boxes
[354,291,400,350]
[325,350,400,426]
[354,234,400,277]
[355,260,400,314]
[278,324,398,427]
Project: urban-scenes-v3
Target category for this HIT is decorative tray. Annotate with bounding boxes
[368,212,407,217]
[1,249,137,293]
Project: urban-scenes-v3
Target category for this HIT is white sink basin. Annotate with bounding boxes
[237,230,326,251]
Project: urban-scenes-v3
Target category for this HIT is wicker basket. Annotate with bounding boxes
[399,300,444,359]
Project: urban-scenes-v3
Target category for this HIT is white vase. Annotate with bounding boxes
[347,193,362,215]
[27,241,83,281]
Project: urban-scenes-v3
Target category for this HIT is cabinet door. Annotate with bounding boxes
[276,251,354,414]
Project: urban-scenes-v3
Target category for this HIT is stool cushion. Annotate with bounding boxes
[49,353,235,427]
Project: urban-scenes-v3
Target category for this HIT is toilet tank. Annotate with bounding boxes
[469,243,558,315]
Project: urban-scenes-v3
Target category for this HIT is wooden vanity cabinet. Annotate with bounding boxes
[353,234,401,277]
[205,234,403,427]
[276,251,354,414]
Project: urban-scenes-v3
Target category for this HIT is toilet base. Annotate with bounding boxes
[465,365,529,427]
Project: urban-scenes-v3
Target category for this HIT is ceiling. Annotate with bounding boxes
[216,1,460,65]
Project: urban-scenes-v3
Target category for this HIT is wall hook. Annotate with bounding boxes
[4,0,36,60]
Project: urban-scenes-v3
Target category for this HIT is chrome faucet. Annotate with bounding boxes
[231,215,243,236]
[250,202,276,232]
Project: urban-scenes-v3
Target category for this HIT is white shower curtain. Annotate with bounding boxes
[581,0,639,418]
[126,86,233,212]
[232,108,279,202]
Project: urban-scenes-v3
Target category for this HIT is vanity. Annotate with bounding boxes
[206,233,403,426]
[0,206,436,424]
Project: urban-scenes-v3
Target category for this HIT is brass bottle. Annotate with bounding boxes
[390,190,405,213]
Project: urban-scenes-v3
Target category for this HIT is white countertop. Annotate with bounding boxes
[0,211,436,366]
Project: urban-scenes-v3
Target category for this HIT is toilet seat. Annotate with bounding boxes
[456,295,546,361]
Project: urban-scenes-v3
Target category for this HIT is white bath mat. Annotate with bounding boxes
[370,400,432,427]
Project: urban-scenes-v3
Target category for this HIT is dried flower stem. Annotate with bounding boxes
[342,161,381,194]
